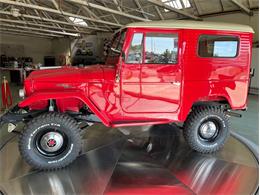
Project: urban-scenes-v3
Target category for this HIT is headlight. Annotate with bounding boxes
[19,89,25,98]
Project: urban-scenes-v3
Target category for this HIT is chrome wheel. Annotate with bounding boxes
[199,121,218,140]
[36,131,67,156]
[40,132,64,153]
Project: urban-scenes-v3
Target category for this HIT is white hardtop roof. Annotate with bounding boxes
[125,20,254,33]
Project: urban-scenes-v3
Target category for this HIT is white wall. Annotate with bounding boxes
[0,34,53,64]
[251,48,259,89]
[0,34,73,66]
[51,37,71,65]
[70,33,112,64]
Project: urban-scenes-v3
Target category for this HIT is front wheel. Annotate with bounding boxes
[19,113,82,170]
[183,106,230,153]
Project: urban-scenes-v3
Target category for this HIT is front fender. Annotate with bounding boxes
[18,90,111,127]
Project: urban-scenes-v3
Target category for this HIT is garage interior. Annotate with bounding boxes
[0,0,259,194]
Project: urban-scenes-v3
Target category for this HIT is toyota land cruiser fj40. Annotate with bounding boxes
[0,20,254,170]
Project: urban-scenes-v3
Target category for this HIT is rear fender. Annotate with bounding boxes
[18,91,111,126]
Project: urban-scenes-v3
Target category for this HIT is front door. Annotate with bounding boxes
[120,31,143,113]
[121,29,182,113]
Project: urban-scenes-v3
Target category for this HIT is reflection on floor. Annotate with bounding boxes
[0,124,258,195]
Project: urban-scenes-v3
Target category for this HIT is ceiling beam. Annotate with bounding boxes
[134,0,149,19]
[112,0,123,12]
[114,3,155,17]
[192,0,201,15]
[26,0,41,17]
[66,0,150,22]
[230,0,254,16]
[147,0,201,20]
[154,6,164,20]
[0,0,122,27]
[0,31,55,39]
[0,10,109,31]
[50,0,83,32]
[0,28,63,38]
[81,5,99,19]
[78,4,113,31]
[219,0,224,12]
[0,22,80,36]
[41,11,66,32]
[50,0,60,10]
[0,18,89,34]
[248,0,252,8]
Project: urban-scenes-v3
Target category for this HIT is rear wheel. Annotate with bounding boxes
[19,113,82,170]
[183,106,230,153]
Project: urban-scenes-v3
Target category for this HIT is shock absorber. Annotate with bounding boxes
[49,99,55,112]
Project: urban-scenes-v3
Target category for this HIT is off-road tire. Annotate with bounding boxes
[19,112,82,171]
[183,106,230,153]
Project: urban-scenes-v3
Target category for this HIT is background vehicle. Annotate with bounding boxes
[0,20,254,170]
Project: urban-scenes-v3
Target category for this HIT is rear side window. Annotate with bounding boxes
[198,35,239,58]
[145,33,178,64]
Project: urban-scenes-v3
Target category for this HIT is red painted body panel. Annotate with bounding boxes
[19,27,253,127]
[180,30,252,120]
[19,90,111,126]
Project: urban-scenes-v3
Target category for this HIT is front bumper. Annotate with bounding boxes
[0,105,44,127]
[1,105,24,125]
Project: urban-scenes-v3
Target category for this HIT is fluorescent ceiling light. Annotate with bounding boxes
[161,0,191,12]
[69,17,88,27]
[182,0,191,8]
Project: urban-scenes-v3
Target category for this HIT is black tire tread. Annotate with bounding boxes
[183,106,230,153]
[19,112,82,171]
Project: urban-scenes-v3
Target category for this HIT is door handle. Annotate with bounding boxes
[171,82,180,86]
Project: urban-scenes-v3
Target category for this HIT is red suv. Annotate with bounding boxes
[1,20,254,170]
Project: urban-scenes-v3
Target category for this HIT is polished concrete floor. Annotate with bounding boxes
[0,124,258,195]
[0,83,259,145]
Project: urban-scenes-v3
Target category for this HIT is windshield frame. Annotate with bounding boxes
[106,29,126,61]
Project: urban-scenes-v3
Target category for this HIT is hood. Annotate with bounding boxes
[24,65,116,95]
[27,65,111,83]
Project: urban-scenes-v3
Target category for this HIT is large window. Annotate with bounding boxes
[198,35,239,58]
[145,33,178,64]
[126,33,143,64]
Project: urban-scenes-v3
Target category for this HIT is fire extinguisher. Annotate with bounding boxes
[1,76,12,110]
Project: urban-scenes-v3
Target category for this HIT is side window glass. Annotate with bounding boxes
[145,33,178,64]
[198,35,239,58]
[126,33,143,64]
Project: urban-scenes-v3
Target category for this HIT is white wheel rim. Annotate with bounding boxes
[40,132,64,153]
[199,121,218,139]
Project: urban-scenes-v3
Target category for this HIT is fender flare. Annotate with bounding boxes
[180,94,234,122]
[18,91,111,126]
